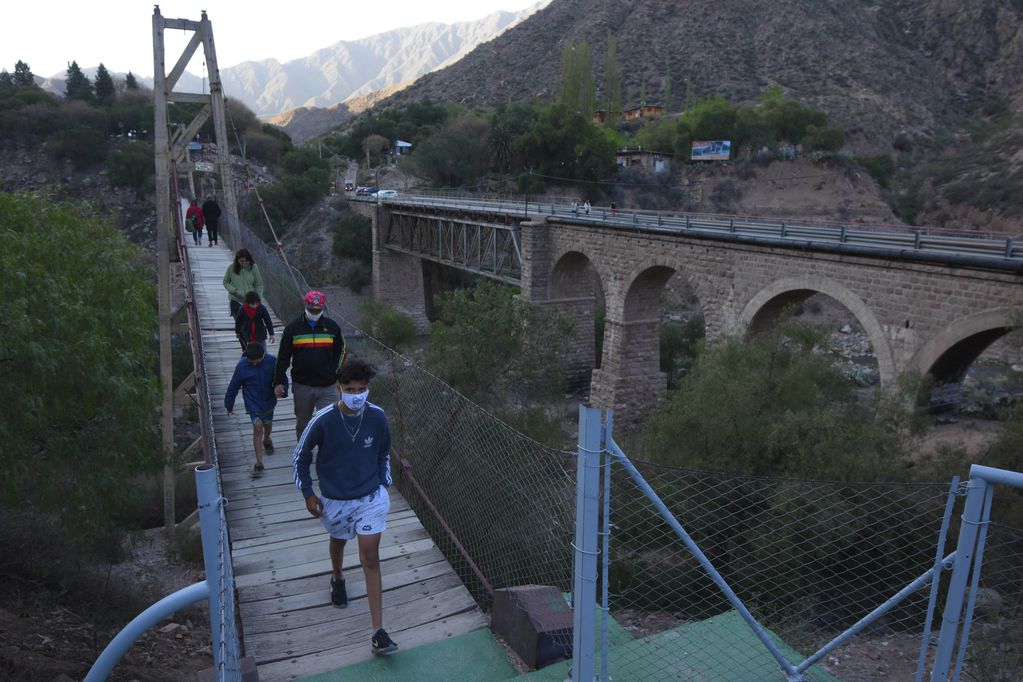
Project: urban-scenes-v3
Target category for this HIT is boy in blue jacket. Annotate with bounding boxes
[226,343,286,474]
[292,358,398,656]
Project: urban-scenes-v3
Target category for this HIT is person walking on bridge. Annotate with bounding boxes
[226,342,285,474]
[222,249,264,319]
[185,198,204,246]
[274,290,346,438]
[202,195,221,246]
[293,358,399,656]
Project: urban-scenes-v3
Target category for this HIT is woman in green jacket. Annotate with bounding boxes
[223,248,265,318]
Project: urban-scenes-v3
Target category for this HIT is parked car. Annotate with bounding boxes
[376,189,398,199]
[343,182,354,192]
[355,186,377,196]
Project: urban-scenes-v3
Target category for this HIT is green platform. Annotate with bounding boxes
[298,610,838,681]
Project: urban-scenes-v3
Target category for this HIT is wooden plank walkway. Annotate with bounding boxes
[183,240,488,681]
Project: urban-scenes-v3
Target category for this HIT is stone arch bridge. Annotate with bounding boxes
[351,196,1023,426]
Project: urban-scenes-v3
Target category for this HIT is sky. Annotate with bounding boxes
[1,1,543,79]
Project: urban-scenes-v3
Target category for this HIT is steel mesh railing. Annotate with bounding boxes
[603,460,952,680]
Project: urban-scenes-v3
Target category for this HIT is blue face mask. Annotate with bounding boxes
[341,389,368,411]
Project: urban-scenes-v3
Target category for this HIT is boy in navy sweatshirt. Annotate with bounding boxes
[226,343,285,474]
[292,358,398,656]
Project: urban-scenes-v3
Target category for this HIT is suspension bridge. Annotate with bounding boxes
[82,8,1023,681]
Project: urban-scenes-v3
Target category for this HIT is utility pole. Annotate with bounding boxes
[153,6,237,531]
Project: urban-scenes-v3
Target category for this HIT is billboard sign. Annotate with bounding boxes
[691,140,731,161]
[195,161,215,173]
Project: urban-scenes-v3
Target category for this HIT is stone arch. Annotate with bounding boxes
[909,308,1017,383]
[548,250,606,385]
[738,276,896,386]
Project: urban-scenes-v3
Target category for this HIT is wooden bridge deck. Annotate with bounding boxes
[184,240,488,681]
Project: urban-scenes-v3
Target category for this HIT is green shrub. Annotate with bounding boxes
[358,299,417,351]
[0,191,163,543]
[858,155,895,189]
[332,214,372,265]
[108,141,154,195]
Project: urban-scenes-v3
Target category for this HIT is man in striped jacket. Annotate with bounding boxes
[273,290,347,437]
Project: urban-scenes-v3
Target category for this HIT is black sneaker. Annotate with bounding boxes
[372,628,398,656]
[330,578,348,608]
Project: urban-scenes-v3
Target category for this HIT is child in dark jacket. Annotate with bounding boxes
[225,343,286,474]
[235,291,275,352]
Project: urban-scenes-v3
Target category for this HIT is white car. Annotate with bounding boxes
[376,189,398,199]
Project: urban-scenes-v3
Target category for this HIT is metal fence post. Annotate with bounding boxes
[930,476,989,680]
[573,405,603,682]
[195,464,239,678]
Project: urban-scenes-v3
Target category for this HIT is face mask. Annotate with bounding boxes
[341,389,368,411]
[305,309,323,322]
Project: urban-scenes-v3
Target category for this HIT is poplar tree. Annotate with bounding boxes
[558,41,594,117]
[603,34,621,123]
[663,68,672,113]
[94,63,115,105]
[65,60,94,103]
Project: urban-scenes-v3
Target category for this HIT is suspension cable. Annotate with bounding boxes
[224,103,303,294]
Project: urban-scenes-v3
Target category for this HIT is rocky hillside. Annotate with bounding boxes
[377,0,1023,155]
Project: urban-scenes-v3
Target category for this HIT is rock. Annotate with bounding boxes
[973,587,1003,619]
[160,622,181,634]
[840,324,852,334]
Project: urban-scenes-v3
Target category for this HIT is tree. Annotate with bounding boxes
[559,41,594,117]
[411,114,490,186]
[124,71,139,90]
[662,68,672,113]
[427,280,573,407]
[64,60,94,103]
[94,63,115,105]
[0,191,163,541]
[332,214,372,265]
[638,320,916,480]
[602,33,621,123]
[513,102,616,182]
[108,141,155,196]
[0,70,13,94]
[13,60,35,88]
[361,133,389,169]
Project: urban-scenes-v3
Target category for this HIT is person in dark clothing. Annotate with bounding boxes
[226,343,286,474]
[292,358,398,656]
[235,291,275,351]
[274,290,347,438]
[202,195,222,246]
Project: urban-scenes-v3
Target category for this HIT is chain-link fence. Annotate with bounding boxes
[602,458,951,680]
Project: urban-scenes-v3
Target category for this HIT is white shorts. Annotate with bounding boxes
[319,486,390,540]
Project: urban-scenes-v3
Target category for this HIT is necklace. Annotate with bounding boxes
[340,406,365,442]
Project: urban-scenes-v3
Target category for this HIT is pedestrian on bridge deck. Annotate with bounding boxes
[222,249,265,319]
[274,290,347,438]
[226,342,285,474]
[293,358,399,656]
[202,195,221,246]
[186,198,204,246]
[234,290,275,352]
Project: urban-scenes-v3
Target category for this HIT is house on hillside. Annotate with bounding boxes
[623,104,664,121]
[393,139,413,156]
[616,147,672,173]
[593,105,665,125]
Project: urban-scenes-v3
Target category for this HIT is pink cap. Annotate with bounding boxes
[304,290,326,307]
